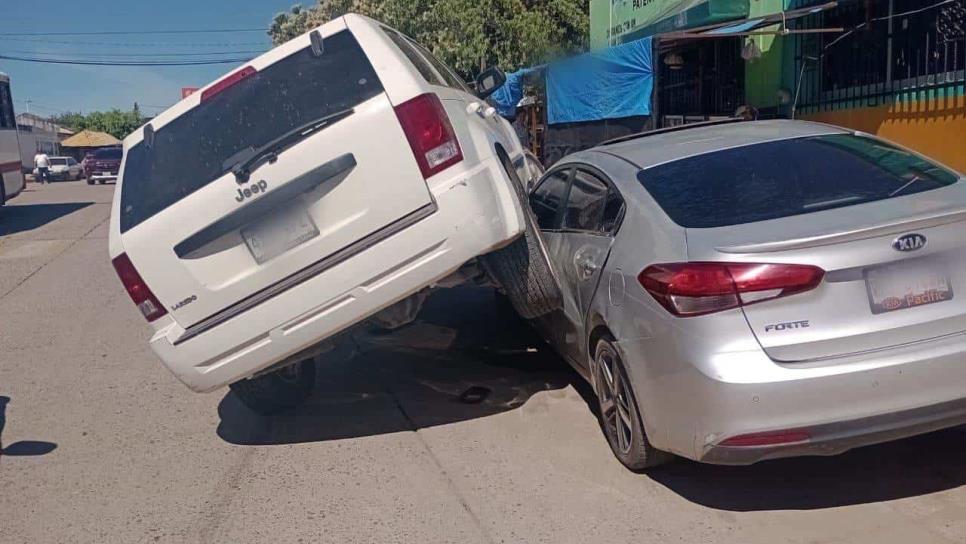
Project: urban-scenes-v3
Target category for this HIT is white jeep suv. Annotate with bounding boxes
[109,15,557,413]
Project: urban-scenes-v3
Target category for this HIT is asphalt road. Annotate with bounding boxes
[1,180,965,544]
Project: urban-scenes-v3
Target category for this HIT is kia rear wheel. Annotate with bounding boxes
[594,337,673,470]
[229,357,316,415]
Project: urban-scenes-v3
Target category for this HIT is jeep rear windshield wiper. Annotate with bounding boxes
[223,107,354,183]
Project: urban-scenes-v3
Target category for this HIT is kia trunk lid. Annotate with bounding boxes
[687,185,966,362]
[116,22,433,330]
[638,131,965,362]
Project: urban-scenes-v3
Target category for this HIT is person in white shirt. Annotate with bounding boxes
[34,152,51,184]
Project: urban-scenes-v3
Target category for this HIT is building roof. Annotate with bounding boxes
[16,112,61,132]
[60,129,121,148]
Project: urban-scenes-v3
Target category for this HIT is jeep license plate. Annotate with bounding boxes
[865,262,953,315]
[242,204,319,264]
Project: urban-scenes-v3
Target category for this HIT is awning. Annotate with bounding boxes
[658,1,842,40]
[60,129,121,148]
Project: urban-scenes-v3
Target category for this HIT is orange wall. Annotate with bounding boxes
[803,94,966,173]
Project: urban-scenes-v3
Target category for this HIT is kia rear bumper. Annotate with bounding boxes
[699,396,966,464]
[147,156,524,392]
[622,326,966,465]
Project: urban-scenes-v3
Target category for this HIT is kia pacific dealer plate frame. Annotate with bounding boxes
[865,261,954,315]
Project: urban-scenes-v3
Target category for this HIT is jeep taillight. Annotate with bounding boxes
[394,93,463,179]
[111,253,167,322]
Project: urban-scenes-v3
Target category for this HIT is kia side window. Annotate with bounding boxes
[563,169,609,233]
[600,186,625,234]
[530,168,572,231]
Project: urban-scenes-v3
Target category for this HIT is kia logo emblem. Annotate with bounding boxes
[893,233,927,252]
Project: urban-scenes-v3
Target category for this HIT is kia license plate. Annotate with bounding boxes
[865,261,953,314]
[242,204,319,264]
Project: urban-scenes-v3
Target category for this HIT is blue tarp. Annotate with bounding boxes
[546,37,653,124]
[489,37,654,125]
[490,67,540,118]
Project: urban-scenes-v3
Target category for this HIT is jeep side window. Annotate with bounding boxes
[407,38,471,93]
[382,28,445,87]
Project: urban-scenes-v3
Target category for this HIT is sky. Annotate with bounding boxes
[0,0,301,117]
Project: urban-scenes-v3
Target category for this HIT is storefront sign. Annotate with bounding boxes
[590,0,750,47]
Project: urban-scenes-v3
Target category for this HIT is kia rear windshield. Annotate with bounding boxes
[119,30,383,232]
[638,134,960,228]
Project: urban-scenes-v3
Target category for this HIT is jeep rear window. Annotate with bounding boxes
[94,148,122,159]
[637,134,960,228]
[119,30,383,232]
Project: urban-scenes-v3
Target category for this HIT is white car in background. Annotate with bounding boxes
[109,14,557,413]
[44,156,84,181]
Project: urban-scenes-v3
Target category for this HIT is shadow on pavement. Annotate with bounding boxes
[0,202,93,236]
[216,287,965,511]
[217,287,583,446]
[0,396,58,460]
[647,426,966,511]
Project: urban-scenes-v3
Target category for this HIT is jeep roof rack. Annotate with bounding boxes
[599,117,745,147]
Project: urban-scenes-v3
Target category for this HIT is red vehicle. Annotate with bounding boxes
[86,147,122,184]
[81,153,94,176]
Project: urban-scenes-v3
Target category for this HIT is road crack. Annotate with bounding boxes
[387,388,496,544]
[0,215,109,303]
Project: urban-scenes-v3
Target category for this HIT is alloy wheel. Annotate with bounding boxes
[596,347,634,455]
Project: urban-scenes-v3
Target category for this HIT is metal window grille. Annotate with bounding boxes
[793,0,966,114]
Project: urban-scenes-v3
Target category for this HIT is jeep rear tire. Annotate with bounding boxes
[480,149,562,319]
[229,357,316,415]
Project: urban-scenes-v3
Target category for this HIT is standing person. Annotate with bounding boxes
[34,151,50,184]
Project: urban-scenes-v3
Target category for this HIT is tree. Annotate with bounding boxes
[268,1,588,78]
[50,105,144,140]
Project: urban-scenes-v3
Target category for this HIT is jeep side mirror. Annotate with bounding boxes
[475,67,507,100]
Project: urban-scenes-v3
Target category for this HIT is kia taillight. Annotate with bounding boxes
[111,253,167,322]
[394,93,463,178]
[638,262,825,317]
[200,66,257,103]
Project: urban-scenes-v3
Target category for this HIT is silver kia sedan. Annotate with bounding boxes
[526,119,966,468]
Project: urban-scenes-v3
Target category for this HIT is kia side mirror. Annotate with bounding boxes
[475,67,507,100]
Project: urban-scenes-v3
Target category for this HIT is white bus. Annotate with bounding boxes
[0,72,26,205]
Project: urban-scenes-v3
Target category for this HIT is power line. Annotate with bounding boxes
[0,28,267,37]
[1,49,267,58]
[3,36,269,47]
[0,54,253,66]
[14,99,65,114]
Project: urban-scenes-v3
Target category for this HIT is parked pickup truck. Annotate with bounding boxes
[87,147,122,184]
[109,14,559,414]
